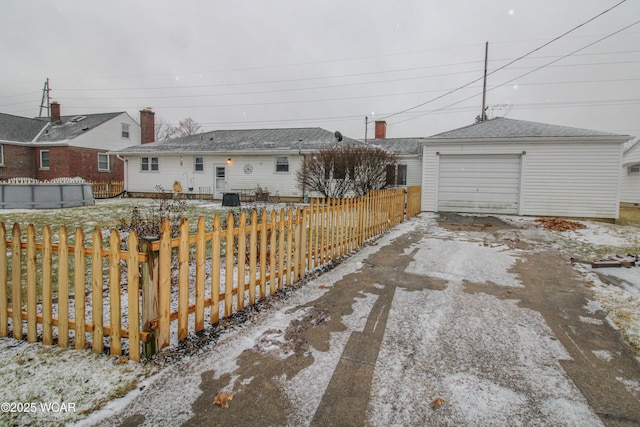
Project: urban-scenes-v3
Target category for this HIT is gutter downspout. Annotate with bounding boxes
[116,154,128,195]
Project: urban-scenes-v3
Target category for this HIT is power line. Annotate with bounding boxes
[379,0,628,121]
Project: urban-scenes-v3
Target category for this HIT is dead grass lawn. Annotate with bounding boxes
[619,205,640,225]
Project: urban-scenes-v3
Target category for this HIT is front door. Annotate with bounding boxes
[215,165,227,199]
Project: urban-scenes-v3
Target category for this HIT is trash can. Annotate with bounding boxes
[222,192,241,207]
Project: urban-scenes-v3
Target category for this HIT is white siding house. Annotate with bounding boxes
[621,139,640,205]
[114,128,365,200]
[368,138,423,187]
[421,118,632,219]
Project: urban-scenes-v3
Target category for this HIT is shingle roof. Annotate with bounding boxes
[115,127,359,154]
[0,113,46,142]
[429,117,627,140]
[367,138,423,155]
[0,111,122,143]
[35,113,122,142]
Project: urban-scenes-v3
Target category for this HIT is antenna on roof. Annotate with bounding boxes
[334,131,343,142]
[39,78,51,118]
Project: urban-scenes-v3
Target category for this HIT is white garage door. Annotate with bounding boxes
[438,154,521,214]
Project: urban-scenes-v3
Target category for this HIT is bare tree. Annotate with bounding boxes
[155,116,203,141]
[297,145,397,198]
[350,145,398,196]
[297,147,352,198]
[173,117,202,138]
[155,116,178,141]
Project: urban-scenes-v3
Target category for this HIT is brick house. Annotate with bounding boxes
[0,103,155,182]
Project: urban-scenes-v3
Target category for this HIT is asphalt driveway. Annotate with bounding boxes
[85,213,640,426]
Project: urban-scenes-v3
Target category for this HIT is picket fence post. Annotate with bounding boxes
[140,235,160,359]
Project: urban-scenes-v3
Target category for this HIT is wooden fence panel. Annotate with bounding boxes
[109,230,121,355]
[0,224,6,337]
[74,228,86,350]
[58,227,69,348]
[158,220,172,350]
[268,211,277,296]
[92,228,104,354]
[248,211,258,306]
[11,224,21,340]
[91,181,124,199]
[195,217,206,332]
[211,216,221,325]
[128,232,141,362]
[0,187,419,360]
[237,212,247,311]
[224,212,234,318]
[259,210,267,300]
[42,226,53,345]
[178,219,189,342]
[26,225,37,343]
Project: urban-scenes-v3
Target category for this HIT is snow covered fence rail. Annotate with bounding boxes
[0,187,420,361]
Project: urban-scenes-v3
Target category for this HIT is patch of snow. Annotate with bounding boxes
[579,316,604,325]
[616,376,640,396]
[0,340,149,426]
[366,280,598,426]
[592,350,613,361]
[567,222,638,248]
[405,237,523,287]
[584,299,604,314]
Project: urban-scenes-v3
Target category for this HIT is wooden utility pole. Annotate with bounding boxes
[480,42,489,121]
[364,116,369,142]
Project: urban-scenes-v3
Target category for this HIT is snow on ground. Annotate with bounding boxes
[79,220,411,426]
[557,219,640,355]
[368,227,600,426]
[0,339,150,427]
[2,212,640,425]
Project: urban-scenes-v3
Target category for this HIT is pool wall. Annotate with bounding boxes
[0,183,95,209]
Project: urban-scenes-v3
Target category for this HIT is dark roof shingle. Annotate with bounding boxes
[0,113,46,142]
[116,127,358,154]
[430,117,626,140]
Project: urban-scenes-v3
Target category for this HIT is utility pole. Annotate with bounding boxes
[364,116,368,143]
[39,78,51,118]
[480,42,489,122]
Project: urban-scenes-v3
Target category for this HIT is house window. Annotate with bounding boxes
[0,145,4,166]
[40,150,50,170]
[385,165,395,186]
[385,164,408,186]
[397,164,407,185]
[122,123,130,139]
[194,156,204,172]
[628,165,640,175]
[334,161,347,180]
[141,156,159,172]
[98,153,110,171]
[275,156,289,173]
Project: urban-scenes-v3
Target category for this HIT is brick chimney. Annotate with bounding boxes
[140,108,155,144]
[375,120,387,139]
[50,101,61,122]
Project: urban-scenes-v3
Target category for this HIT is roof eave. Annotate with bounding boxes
[424,135,633,145]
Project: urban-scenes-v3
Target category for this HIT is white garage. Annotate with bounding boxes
[438,154,521,214]
[421,118,633,219]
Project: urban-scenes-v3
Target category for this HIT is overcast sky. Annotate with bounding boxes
[1,0,639,141]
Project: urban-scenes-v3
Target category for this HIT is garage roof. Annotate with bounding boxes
[429,117,629,140]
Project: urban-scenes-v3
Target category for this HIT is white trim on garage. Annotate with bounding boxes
[437,153,522,214]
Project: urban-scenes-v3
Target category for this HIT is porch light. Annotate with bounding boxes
[227,158,232,164]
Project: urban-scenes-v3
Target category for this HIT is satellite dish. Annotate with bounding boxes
[334,131,343,142]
